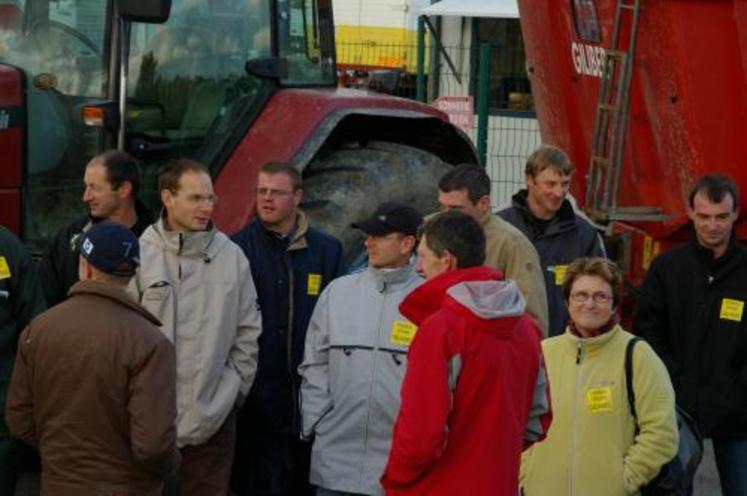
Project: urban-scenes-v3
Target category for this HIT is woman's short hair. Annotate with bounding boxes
[562,257,623,305]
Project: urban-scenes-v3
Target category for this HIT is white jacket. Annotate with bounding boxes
[131,219,261,447]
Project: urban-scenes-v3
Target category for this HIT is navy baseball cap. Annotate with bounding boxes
[76,221,140,277]
[351,202,423,236]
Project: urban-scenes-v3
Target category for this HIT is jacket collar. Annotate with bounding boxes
[149,217,218,259]
[399,265,503,325]
[511,189,577,229]
[367,258,420,292]
[68,280,162,326]
[561,323,622,358]
[258,209,310,251]
[690,233,742,265]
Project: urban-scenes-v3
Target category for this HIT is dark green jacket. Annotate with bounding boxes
[1,226,46,431]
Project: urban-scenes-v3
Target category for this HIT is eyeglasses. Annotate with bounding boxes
[256,187,294,198]
[570,291,613,304]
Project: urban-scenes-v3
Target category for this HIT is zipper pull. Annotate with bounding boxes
[576,341,583,364]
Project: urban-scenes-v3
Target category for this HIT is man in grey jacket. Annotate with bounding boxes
[299,202,423,496]
[130,159,262,496]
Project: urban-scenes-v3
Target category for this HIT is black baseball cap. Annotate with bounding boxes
[351,202,423,236]
[76,221,140,277]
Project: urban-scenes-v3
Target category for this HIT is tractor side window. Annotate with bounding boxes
[470,18,533,115]
[278,0,335,85]
[572,0,601,43]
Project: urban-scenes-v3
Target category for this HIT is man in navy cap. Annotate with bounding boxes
[299,202,423,496]
[6,221,179,495]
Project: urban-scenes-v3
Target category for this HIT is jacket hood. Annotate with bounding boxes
[399,265,503,325]
[446,279,525,320]
[142,218,224,260]
[68,280,162,326]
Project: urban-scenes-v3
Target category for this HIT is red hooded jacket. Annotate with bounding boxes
[381,266,552,495]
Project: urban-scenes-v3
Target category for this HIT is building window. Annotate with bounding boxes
[471,18,533,116]
[572,0,601,43]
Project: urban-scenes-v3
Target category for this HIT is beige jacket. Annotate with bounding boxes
[481,213,549,336]
[131,219,261,447]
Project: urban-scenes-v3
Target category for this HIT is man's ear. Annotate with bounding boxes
[161,189,173,209]
[401,235,417,255]
[476,195,492,214]
[118,180,133,200]
[443,250,458,271]
[293,188,303,208]
[686,203,696,222]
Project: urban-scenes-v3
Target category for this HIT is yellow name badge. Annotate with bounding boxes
[554,265,569,286]
[0,256,11,280]
[307,273,322,296]
[390,320,418,347]
[587,387,613,413]
[720,298,745,322]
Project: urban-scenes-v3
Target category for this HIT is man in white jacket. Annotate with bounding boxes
[299,202,423,496]
[131,158,261,496]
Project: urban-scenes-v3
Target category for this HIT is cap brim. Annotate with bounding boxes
[350,219,395,236]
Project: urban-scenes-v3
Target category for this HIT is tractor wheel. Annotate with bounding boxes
[301,141,451,266]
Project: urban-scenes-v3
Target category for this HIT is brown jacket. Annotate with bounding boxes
[6,281,179,496]
[481,213,549,336]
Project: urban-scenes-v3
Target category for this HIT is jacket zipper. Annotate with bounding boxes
[286,252,298,431]
[359,280,389,486]
[569,340,584,495]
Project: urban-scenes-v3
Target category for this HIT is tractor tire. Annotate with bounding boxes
[301,141,451,266]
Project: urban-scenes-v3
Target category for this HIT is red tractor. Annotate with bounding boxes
[0,0,475,261]
[517,0,747,286]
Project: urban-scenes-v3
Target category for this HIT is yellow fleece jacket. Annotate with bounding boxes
[521,325,678,495]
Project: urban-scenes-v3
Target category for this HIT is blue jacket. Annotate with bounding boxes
[231,211,345,433]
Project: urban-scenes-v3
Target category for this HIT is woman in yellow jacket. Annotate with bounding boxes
[520,257,678,495]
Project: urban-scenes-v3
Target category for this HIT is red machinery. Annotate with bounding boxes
[0,0,475,260]
[518,0,747,284]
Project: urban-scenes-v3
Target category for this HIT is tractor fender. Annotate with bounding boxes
[213,88,476,235]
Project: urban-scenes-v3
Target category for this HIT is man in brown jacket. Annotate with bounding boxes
[437,164,549,336]
[6,221,179,495]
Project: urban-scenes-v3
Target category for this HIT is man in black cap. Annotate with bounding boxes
[6,221,179,495]
[299,202,423,496]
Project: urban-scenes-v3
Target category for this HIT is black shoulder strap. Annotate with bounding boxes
[625,337,642,422]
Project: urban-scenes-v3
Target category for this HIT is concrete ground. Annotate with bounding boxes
[14,440,725,495]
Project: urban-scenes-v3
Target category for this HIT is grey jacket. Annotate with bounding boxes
[130,219,262,447]
[299,261,422,495]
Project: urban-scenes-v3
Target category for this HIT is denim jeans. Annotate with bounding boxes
[317,487,367,496]
[712,436,747,496]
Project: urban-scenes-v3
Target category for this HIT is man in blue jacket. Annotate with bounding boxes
[231,161,345,496]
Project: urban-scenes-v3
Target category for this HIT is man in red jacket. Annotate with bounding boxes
[381,210,552,496]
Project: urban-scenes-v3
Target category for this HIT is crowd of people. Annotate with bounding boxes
[1,145,746,496]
